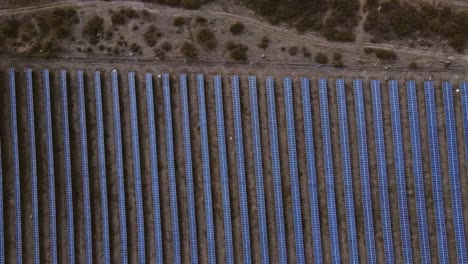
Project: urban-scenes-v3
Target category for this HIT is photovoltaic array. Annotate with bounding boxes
[370,80,394,264]
[1,69,468,264]
[389,80,413,264]
[179,74,199,263]
[301,77,323,263]
[336,79,359,264]
[264,76,287,263]
[318,78,341,264]
[423,81,449,264]
[442,81,468,263]
[406,80,431,263]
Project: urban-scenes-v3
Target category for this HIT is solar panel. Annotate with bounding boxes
[442,81,468,263]
[223,74,251,264]
[301,78,323,263]
[370,80,394,264]
[423,81,449,264]
[77,70,93,264]
[179,74,199,263]
[283,77,305,263]
[462,82,468,167]
[59,70,77,264]
[197,74,216,264]
[336,79,360,264]
[388,80,413,263]
[162,73,181,264]
[353,79,377,263]
[232,76,267,264]
[405,80,431,262]
[25,68,40,264]
[111,69,128,264]
[318,78,341,264]
[93,71,111,264]
[144,73,163,264]
[0,139,4,264]
[128,72,146,263]
[264,76,287,263]
[9,68,23,263]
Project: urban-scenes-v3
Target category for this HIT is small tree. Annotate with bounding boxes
[229,22,245,35]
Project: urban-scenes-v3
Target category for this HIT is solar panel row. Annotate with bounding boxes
[370,80,394,264]
[60,70,76,264]
[111,70,128,264]
[283,77,305,263]
[197,74,216,264]
[462,82,468,166]
[179,74,200,264]
[9,68,23,263]
[423,81,449,264]
[353,79,377,263]
[264,76,288,264]
[300,78,323,263]
[25,68,40,264]
[442,82,468,264]
[93,71,111,264]
[128,72,147,263]
[234,75,269,263]
[318,78,341,264]
[336,79,360,264]
[144,73,164,264]
[388,80,413,264]
[162,73,181,264]
[405,80,431,263]
[77,70,93,264]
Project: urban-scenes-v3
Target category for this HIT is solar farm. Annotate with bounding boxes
[1,67,468,263]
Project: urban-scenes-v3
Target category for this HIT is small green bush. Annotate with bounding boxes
[230,49,247,61]
[160,41,172,52]
[409,61,418,69]
[229,22,245,35]
[83,16,104,44]
[111,8,139,25]
[195,16,207,24]
[196,28,217,49]
[173,16,186,27]
[257,36,269,49]
[180,41,198,59]
[315,52,328,64]
[154,48,166,59]
[144,25,162,47]
[374,48,397,60]
[0,19,19,39]
[333,52,342,61]
[288,47,298,56]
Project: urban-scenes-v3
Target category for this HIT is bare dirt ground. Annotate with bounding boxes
[0,58,467,263]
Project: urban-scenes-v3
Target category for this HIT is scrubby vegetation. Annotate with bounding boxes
[257,36,269,49]
[144,25,162,47]
[173,16,187,27]
[111,8,139,25]
[180,41,198,58]
[229,22,245,35]
[315,52,328,64]
[365,1,468,51]
[83,16,105,44]
[147,0,206,9]
[374,48,397,60]
[322,0,360,41]
[226,41,248,61]
[196,28,217,49]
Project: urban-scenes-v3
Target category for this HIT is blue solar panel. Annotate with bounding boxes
[25,68,40,264]
[264,76,287,263]
[9,68,23,263]
[59,70,76,264]
[353,79,377,263]
[128,72,146,263]
[242,75,269,264]
[370,80,394,264]
[224,74,251,264]
[111,69,128,264]
[405,80,431,262]
[336,79,360,264]
[77,70,93,264]
[442,81,468,263]
[423,81,449,264]
[144,73,163,264]
[462,82,468,166]
[300,78,323,263]
[388,80,413,263]
[197,74,216,264]
[93,71,111,264]
[179,74,199,263]
[318,78,341,264]
[162,73,181,264]
[0,139,4,264]
[283,77,305,263]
